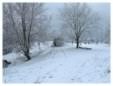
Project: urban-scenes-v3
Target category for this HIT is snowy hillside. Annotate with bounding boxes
[3,43,110,83]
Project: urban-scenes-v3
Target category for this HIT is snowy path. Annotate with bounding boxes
[3,44,110,83]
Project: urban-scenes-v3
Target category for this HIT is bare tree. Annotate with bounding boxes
[60,3,100,48]
[3,3,45,60]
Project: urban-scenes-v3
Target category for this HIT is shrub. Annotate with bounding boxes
[53,37,64,47]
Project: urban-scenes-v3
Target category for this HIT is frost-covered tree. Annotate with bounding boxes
[60,3,100,48]
[3,3,46,60]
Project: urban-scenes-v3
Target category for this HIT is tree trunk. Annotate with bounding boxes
[76,37,79,48]
[24,49,31,61]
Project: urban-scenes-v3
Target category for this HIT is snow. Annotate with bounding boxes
[3,43,110,83]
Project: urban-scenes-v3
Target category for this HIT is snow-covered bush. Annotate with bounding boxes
[53,37,64,47]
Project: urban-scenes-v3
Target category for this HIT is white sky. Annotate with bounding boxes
[44,3,110,30]
[45,3,110,17]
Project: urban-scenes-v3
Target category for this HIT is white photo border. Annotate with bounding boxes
[0,0,112,86]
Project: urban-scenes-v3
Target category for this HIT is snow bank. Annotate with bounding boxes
[3,43,110,83]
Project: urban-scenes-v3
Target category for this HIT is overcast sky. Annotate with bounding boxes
[90,3,110,18]
[44,3,110,31]
[45,3,110,17]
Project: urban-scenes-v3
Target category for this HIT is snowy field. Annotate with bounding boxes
[3,43,110,83]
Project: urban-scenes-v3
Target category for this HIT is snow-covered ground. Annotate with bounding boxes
[3,43,110,83]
